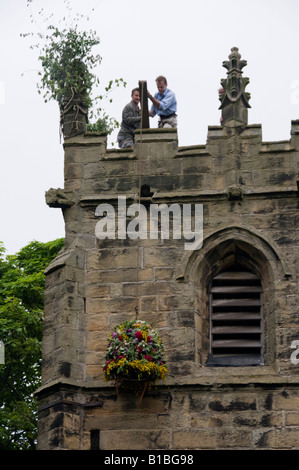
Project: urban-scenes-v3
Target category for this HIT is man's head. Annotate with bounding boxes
[131,87,140,105]
[155,76,167,95]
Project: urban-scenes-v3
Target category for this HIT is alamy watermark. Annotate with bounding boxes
[290,340,299,364]
[95,196,203,251]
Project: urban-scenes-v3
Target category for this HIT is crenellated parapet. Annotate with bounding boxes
[48,121,298,217]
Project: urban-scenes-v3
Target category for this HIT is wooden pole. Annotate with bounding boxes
[139,80,150,129]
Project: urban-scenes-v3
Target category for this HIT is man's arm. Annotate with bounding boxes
[148,89,176,116]
[148,91,160,110]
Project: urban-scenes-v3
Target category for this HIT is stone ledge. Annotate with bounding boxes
[135,128,177,135]
[176,145,211,157]
[135,127,178,143]
[207,124,263,140]
[78,187,298,206]
[101,148,136,161]
[44,250,71,275]
[35,367,299,399]
[63,132,108,147]
[79,193,137,205]
[259,140,294,153]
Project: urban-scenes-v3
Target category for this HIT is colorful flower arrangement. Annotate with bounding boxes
[103,320,167,385]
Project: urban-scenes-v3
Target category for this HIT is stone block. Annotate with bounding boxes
[86,248,139,271]
[141,158,181,176]
[84,312,109,331]
[274,428,299,449]
[273,390,299,410]
[181,156,213,174]
[64,162,83,180]
[190,411,229,428]
[172,429,218,449]
[64,143,105,164]
[285,412,299,426]
[154,267,174,280]
[100,429,171,450]
[216,429,252,448]
[143,246,179,268]
[87,297,137,315]
[140,295,158,313]
[86,284,110,298]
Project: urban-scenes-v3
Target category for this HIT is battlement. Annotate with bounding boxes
[47,120,298,214]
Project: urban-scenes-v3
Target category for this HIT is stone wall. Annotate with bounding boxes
[37,122,299,450]
[37,383,299,450]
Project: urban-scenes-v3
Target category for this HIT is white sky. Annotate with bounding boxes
[1,0,299,255]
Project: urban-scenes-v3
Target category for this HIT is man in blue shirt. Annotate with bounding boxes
[148,76,177,128]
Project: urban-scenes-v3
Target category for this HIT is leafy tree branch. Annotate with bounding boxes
[21,0,127,137]
[0,239,64,450]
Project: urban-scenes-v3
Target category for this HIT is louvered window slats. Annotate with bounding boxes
[209,268,263,366]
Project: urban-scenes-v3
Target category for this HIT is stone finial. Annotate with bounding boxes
[60,90,88,139]
[219,47,251,127]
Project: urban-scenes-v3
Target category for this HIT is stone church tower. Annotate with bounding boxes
[36,48,299,450]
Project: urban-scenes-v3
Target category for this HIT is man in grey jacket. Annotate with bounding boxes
[117,88,141,148]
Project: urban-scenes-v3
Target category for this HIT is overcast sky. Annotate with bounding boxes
[1,0,299,255]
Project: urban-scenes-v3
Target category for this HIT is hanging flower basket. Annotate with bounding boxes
[102,320,167,395]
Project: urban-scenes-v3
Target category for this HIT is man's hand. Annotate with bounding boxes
[147,91,160,109]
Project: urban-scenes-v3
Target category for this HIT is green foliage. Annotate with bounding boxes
[21,1,127,136]
[86,78,126,135]
[37,25,101,110]
[0,238,64,450]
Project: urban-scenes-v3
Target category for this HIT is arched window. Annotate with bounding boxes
[208,264,263,366]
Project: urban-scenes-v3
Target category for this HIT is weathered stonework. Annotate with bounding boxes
[36,51,299,450]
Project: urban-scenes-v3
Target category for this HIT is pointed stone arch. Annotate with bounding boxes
[176,226,290,367]
[176,225,292,284]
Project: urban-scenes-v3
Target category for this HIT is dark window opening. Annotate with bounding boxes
[90,429,100,450]
[208,264,263,366]
[140,184,153,210]
[140,184,153,197]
